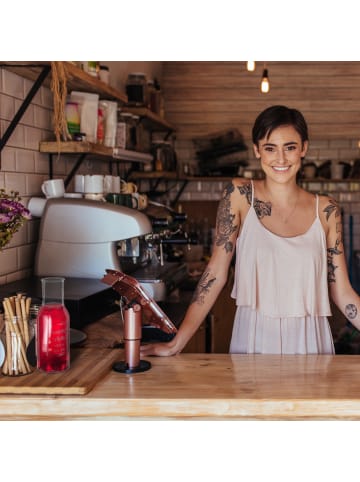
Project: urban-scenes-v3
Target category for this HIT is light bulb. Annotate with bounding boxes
[246,61,255,72]
[261,69,270,93]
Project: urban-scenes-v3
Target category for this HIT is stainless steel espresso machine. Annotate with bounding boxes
[31,198,189,328]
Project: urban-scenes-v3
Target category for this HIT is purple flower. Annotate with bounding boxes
[0,189,32,249]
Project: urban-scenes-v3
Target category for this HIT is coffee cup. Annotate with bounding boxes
[120,181,138,194]
[103,175,113,194]
[132,192,148,210]
[41,179,65,198]
[112,176,121,193]
[74,174,85,193]
[84,174,104,194]
[28,197,47,217]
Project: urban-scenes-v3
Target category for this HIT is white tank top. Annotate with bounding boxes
[231,181,332,318]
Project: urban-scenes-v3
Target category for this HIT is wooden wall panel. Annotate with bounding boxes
[162,61,360,142]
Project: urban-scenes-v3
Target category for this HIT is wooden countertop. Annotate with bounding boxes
[1,314,360,420]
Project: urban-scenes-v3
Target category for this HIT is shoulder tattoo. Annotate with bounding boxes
[215,182,237,253]
[323,198,341,221]
[238,182,272,219]
[191,268,216,305]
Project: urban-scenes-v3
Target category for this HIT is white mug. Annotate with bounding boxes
[103,175,114,194]
[112,176,121,193]
[74,174,85,193]
[28,197,47,217]
[84,174,104,194]
[41,179,65,198]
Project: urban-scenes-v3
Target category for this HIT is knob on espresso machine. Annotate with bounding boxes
[113,303,151,374]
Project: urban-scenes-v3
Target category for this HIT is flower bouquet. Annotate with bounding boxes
[0,189,32,250]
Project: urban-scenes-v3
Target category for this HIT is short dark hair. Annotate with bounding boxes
[252,105,309,146]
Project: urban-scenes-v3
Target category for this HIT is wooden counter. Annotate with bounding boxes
[1,352,360,420]
[1,314,360,420]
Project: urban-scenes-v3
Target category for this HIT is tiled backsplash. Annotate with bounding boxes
[0,67,109,284]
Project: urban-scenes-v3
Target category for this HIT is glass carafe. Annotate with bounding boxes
[36,277,70,372]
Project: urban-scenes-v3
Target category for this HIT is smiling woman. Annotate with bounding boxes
[140,105,360,358]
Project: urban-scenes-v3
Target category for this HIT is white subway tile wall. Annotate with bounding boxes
[0,67,109,283]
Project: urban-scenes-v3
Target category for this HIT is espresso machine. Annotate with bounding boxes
[30,198,189,328]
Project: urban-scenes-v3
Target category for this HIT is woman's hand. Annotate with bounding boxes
[140,341,179,357]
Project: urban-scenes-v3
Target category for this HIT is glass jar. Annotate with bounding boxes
[1,314,33,376]
[36,277,70,373]
[99,65,110,84]
[126,73,148,106]
[116,112,133,149]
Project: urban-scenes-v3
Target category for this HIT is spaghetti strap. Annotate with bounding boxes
[250,179,254,206]
[315,194,319,218]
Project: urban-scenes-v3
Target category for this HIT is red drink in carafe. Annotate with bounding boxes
[36,277,70,373]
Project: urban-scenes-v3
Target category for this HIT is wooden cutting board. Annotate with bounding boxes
[0,348,121,395]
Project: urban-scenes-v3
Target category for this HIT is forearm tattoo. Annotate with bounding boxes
[238,183,272,219]
[191,268,216,305]
[324,198,343,283]
[215,183,237,253]
[345,304,358,320]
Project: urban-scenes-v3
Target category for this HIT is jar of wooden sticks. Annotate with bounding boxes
[1,295,33,376]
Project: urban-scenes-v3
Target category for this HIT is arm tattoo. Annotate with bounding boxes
[345,304,358,320]
[215,182,237,253]
[323,198,340,221]
[191,268,216,305]
[327,238,343,283]
[325,198,343,283]
[238,183,272,219]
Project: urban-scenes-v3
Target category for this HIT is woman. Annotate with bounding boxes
[141,105,360,356]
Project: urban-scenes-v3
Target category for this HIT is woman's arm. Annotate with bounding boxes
[140,180,244,357]
[322,196,360,331]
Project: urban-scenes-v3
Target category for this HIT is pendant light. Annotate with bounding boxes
[246,61,256,72]
[260,66,270,93]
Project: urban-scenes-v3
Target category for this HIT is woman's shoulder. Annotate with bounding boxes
[224,177,253,204]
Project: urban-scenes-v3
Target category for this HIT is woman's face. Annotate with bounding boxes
[253,125,308,183]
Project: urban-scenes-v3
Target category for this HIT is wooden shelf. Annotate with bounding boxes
[2,61,128,104]
[123,106,175,132]
[39,141,153,163]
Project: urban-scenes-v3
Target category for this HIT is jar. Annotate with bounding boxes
[99,65,110,84]
[82,62,99,77]
[116,112,133,149]
[126,73,148,106]
[152,141,176,172]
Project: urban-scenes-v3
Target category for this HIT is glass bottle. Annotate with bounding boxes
[36,277,70,373]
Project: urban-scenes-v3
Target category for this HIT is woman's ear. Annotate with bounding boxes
[301,140,309,158]
[253,144,261,159]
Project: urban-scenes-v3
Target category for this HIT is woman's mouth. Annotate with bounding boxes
[272,166,291,172]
